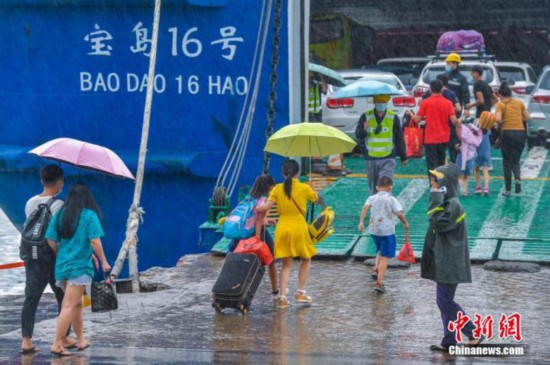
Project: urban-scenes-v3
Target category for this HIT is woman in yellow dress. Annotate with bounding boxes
[258,160,325,309]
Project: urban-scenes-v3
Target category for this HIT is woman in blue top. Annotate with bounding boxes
[46,183,110,356]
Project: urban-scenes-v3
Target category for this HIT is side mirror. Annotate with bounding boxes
[409,78,418,85]
[526,85,535,94]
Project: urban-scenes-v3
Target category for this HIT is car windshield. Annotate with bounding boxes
[497,67,526,83]
[422,65,494,85]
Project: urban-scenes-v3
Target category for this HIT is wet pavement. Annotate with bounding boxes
[1,254,549,364]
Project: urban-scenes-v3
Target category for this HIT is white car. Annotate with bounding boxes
[526,66,550,148]
[322,70,415,140]
[412,56,501,116]
[494,61,538,105]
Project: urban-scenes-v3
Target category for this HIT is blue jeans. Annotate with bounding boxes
[436,283,475,347]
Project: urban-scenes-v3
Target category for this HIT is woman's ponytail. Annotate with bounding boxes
[282,160,300,199]
[498,80,512,98]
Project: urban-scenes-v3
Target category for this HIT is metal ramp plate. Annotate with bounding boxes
[210,236,232,256]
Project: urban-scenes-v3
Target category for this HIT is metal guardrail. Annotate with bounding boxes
[486,237,550,260]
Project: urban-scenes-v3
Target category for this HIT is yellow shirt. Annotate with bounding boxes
[268,179,318,259]
[496,99,525,131]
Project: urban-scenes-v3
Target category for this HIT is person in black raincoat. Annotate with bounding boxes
[421,163,484,351]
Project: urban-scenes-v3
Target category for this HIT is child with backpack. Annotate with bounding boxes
[224,175,279,299]
[455,118,483,196]
[358,176,409,293]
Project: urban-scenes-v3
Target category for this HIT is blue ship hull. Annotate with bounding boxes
[0,1,300,272]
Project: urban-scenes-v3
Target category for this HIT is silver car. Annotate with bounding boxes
[322,70,415,140]
[526,66,550,148]
[495,61,538,105]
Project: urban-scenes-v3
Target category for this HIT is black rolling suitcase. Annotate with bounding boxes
[212,253,265,314]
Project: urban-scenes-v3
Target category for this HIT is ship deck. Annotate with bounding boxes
[212,146,550,263]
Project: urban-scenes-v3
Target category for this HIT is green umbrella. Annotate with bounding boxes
[308,63,347,87]
[264,123,356,157]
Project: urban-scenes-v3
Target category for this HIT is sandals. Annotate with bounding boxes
[371,269,378,281]
[20,346,39,355]
[294,290,312,303]
[277,296,290,309]
[50,349,71,357]
[374,282,386,294]
[77,342,91,351]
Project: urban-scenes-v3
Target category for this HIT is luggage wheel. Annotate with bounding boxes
[213,303,223,313]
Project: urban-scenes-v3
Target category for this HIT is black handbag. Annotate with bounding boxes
[91,270,118,313]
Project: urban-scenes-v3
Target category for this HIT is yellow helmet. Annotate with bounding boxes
[445,53,462,63]
[373,94,391,103]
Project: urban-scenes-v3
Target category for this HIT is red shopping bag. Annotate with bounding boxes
[397,233,416,264]
[404,120,423,158]
[234,236,274,266]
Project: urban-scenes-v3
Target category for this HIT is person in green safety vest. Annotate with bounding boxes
[308,71,327,123]
[355,94,408,195]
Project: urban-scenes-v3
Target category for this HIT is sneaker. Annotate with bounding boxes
[277,296,290,309]
[371,270,378,281]
[374,282,386,294]
[474,186,482,194]
[482,188,489,196]
[515,181,521,194]
[502,191,511,197]
[294,290,312,303]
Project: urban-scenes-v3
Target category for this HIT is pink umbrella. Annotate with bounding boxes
[29,138,135,180]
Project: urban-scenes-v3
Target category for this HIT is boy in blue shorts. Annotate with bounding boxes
[358,176,409,293]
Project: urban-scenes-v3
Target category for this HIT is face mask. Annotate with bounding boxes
[444,65,452,73]
[374,103,387,112]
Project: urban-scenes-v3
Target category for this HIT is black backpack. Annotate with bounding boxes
[19,197,59,262]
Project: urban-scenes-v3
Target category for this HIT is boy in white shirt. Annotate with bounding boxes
[358,176,409,293]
